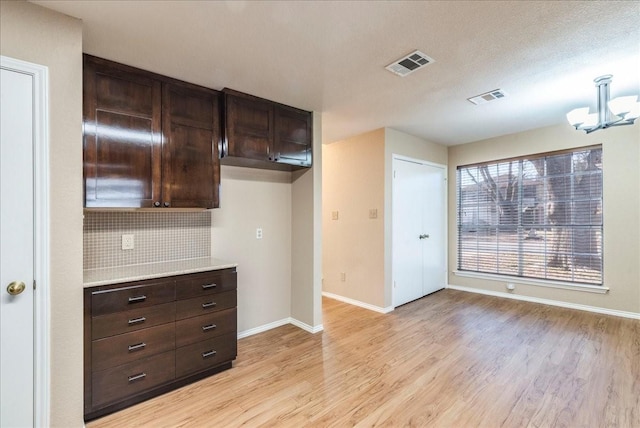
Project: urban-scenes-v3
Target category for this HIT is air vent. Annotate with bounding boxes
[467,89,508,105]
[385,50,435,77]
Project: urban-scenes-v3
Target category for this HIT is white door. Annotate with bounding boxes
[421,163,446,295]
[1,65,35,427]
[392,157,446,307]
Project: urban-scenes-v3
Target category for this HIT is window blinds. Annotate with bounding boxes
[457,146,603,285]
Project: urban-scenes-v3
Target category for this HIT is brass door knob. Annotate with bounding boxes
[7,281,26,296]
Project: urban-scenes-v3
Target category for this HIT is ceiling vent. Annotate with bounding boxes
[385,50,435,77]
[467,89,508,105]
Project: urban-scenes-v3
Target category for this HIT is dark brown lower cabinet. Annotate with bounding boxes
[84,268,237,421]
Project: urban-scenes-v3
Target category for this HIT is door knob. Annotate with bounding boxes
[6,281,26,296]
[419,234,430,239]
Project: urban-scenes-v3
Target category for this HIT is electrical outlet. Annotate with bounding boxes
[122,234,134,250]
[340,272,346,282]
[332,211,339,220]
[256,228,263,239]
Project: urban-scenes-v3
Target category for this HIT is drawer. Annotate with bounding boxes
[175,290,236,320]
[175,269,236,300]
[175,307,236,347]
[92,350,175,408]
[92,302,176,339]
[92,323,175,371]
[176,332,237,378]
[91,281,175,316]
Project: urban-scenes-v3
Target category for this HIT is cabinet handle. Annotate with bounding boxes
[128,316,146,325]
[202,350,217,359]
[202,301,216,309]
[164,201,170,207]
[128,372,146,383]
[202,324,217,332]
[128,342,146,352]
[201,283,216,290]
[154,201,161,207]
[128,295,147,304]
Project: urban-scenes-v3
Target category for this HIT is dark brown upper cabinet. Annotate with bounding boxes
[222,89,312,171]
[83,55,220,209]
[162,83,220,208]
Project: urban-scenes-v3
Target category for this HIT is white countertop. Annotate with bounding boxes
[83,257,237,287]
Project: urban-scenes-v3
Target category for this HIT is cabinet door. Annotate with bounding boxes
[274,105,312,167]
[162,83,220,209]
[83,56,162,208]
[224,92,273,161]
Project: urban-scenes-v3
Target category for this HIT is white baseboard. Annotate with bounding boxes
[238,317,323,339]
[446,284,640,320]
[237,318,291,339]
[289,317,324,334]
[322,291,394,314]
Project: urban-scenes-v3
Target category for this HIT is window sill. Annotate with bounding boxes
[452,270,609,294]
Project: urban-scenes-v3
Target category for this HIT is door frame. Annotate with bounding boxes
[1,55,51,427]
[391,154,448,308]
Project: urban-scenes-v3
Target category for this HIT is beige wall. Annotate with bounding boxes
[291,111,323,328]
[448,123,640,314]
[0,1,84,426]
[322,129,386,307]
[211,167,293,332]
[212,112,323,332]
[323,127,448,309]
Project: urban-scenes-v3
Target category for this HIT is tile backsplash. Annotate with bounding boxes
[83,211,211,270]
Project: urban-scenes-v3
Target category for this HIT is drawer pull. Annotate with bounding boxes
[128,316,146,325]
[128,372,147,383]
[202,324,217,332]
[202,301,217,309]
[201,283,217,290]
[128,342,146,352]
[128,295,147,304]
[202,350,217,359]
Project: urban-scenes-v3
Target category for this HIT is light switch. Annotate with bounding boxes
[332,211,339,220]
[369,209,378,219]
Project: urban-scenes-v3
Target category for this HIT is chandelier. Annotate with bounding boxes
[566,75,639,133]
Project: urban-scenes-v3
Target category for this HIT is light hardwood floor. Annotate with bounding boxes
[88,290,640,427]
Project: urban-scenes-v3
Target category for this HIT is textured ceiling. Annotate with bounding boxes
[32,0,640,145]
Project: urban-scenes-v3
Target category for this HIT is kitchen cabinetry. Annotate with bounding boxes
[84,268,237,420]
[222,88,312,170]
[83,55,221,209]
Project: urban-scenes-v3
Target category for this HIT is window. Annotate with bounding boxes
[457,146,603,285]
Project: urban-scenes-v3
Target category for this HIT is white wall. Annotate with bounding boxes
[448,123,640,315]
[0,1,84,426]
